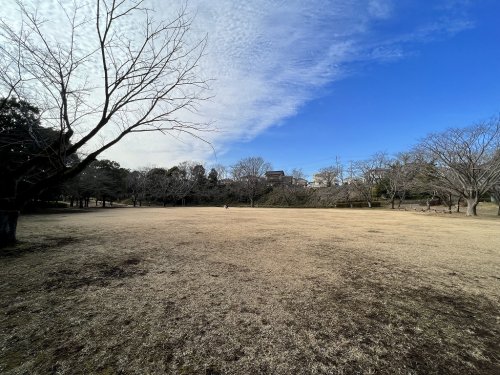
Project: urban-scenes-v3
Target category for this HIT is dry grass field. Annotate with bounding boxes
[1,206,499,374]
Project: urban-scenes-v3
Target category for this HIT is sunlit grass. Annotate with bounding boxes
[1,206,499,374]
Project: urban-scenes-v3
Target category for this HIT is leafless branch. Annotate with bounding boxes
[0,0,211,206]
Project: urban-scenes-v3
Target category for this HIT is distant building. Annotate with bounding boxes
[344,177,365,185]
[311,174,341,188]
[312,174,326,188]
[240,175,265,183]
[265,171,308,187]
[265,170,285,186]
[293,178,308,187]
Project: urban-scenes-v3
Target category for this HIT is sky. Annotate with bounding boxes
[3,0,500,179]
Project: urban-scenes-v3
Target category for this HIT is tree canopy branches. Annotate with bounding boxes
[417,119,500,215]
[0,0,211,245]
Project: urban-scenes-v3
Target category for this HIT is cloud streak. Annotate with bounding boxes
[2,0,474,168]
[119,0,396,167]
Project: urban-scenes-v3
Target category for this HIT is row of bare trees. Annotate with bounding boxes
[59,120,500,215]
[313,152,418,209]
[91,121,498,215]
[125,163,217,207]
[60,158,267,208]
[51,156,273,209]
[311,120,500,216]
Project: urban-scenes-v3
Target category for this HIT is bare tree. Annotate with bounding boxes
[315,165,340,187]
[127,168,150,207]
[232,156,271,207]
[384,152,419,209]
[290,168,306,180]
[147,167,170,206]
[417,119,500,216]
[352,153,387,208]
[211,163,228,182]
[163,162,198,206]
[338,161,356,207]
[0,1,210,245]
[413,158,463,213]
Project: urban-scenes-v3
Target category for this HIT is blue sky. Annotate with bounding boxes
[4,0,500,178]
[208,0,500,178]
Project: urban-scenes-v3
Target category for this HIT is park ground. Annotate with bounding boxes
[1,206,499,374]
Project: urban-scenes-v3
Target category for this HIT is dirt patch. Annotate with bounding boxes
[43,260,147,290]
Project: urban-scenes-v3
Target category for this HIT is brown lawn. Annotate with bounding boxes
[1,206,499,374]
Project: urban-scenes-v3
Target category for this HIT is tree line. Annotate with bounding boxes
[2,98,500,248]
[27,118,498,218]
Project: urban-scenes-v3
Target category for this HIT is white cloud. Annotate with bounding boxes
[2,0,473,169]
[106,0,391,168]
[368,0,393,19]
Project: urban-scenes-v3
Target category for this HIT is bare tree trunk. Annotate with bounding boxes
[491,191,500,215]
[398,191,407,209]
[346,187,353,208]
[447,194,452,213]
[466,198,478,216]
[0,210,19,247]
[367,201,372,208]
[250,197,254,207]
[0,179,20,247]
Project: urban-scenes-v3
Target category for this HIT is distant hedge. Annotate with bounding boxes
[334,201,382,208]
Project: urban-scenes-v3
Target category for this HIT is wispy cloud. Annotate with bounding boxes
[111,0,400,167]
[2,0,474,168]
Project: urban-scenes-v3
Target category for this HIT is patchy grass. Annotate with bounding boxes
[1,206,499,374]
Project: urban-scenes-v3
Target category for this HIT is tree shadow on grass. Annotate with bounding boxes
[0,236,77,258]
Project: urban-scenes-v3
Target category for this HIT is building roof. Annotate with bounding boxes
[265,170,285,176]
